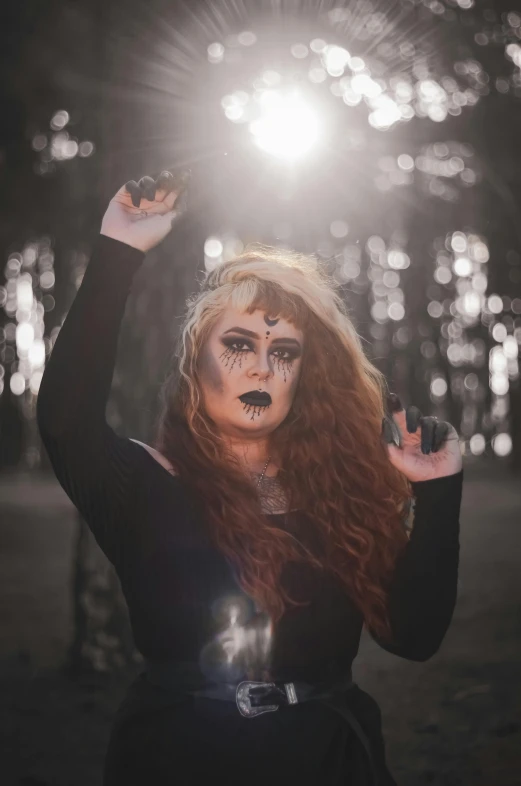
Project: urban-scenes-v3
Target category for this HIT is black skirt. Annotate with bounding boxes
[102,672,398,785]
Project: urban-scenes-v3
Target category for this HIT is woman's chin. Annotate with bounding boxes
[229,414,279,434]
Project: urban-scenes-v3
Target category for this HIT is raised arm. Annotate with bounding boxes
[369,469,464,661]
[36,170,188,564]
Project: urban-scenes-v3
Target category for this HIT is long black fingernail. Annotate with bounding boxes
[382,417,394,444]
[406,406,421,433]
[157,171,174,189]
[421,421,430,452]
[387,393,403,413]
[432,421,448,453]
[125,181,142,207]
[141,180,155,201]
[138,176,156,201]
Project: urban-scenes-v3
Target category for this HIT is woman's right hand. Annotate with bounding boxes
[100,170,190,252]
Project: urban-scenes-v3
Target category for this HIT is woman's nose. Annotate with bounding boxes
[248,352,273,378]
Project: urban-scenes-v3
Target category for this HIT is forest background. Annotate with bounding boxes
[1,1,520,784]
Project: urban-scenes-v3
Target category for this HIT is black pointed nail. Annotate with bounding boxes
[156,171,175,190]
[422,417,438,454]
[387,393,403,413]
[382,417,394,444]
[432,421,449,452]
[406,406,421,433]
[125,180,142,207]
[138,176,156,201]
[382,415,401,447]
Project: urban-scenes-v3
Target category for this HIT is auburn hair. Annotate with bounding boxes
[153,243,412,643]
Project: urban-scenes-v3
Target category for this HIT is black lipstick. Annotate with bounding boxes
[239,391,272,406]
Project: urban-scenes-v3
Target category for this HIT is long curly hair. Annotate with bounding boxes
[153,243,412,643]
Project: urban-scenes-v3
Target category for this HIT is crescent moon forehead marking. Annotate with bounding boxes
[264,315,279,327]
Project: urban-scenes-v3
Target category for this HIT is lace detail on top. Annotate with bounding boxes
[255,475,292,515]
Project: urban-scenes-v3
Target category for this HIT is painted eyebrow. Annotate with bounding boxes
[222,326,302,348]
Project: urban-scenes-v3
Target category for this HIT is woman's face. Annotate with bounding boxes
[198,307,304,440]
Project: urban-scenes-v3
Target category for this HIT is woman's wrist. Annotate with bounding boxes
[96,234,146,264]
[100,230,147,253]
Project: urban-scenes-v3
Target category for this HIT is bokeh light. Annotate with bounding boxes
[248,90,321,161]
[3,1,521,477]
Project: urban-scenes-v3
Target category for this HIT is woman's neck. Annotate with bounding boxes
[223,436,278,476]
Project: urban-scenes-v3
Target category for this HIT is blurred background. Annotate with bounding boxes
[1,0,520,784]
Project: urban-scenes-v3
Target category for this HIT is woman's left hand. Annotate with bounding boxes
[382,393,463,483]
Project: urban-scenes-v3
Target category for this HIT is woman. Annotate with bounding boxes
[37,170,464,785]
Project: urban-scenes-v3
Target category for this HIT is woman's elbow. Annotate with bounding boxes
[371,625,449,661]
[401,642,441,662]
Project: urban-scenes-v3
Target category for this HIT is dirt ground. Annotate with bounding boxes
[0,457,520,786]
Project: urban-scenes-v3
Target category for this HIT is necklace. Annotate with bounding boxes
[253,456,291,517]
[255,455,271,488]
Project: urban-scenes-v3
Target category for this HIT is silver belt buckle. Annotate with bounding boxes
[236,680,298,718]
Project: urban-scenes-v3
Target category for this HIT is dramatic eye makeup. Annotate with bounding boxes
[220,326,302,361]
[220,337,300,362]
[217,326,302,385]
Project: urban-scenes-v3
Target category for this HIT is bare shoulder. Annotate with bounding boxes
[129,439,178,476]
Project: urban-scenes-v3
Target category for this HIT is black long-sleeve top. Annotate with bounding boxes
[36,235,464,786]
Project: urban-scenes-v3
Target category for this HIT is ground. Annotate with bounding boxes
[0,457,520,786]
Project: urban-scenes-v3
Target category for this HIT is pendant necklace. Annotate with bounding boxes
[256,455,271,488]
[253,456,289,523]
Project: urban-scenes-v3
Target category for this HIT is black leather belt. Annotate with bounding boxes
[144,660,379,784]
